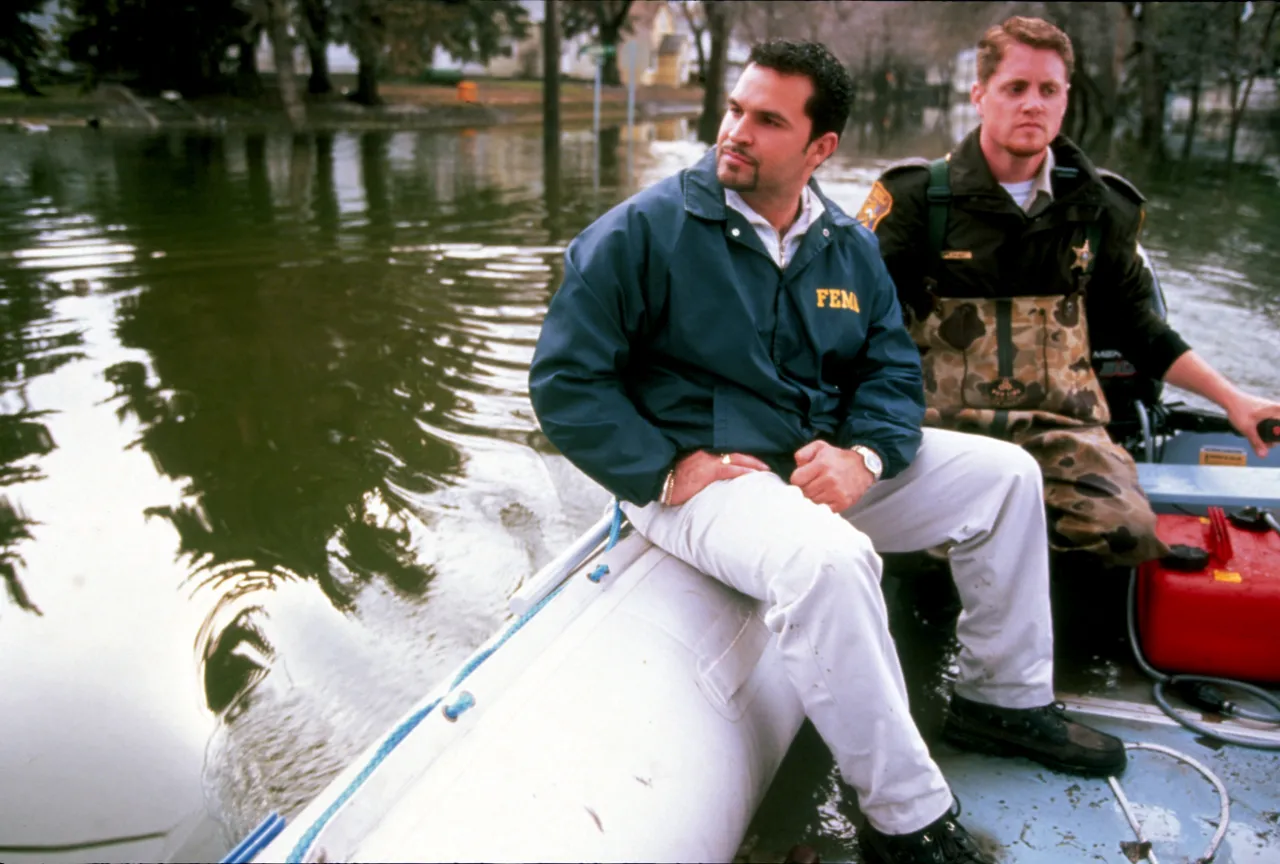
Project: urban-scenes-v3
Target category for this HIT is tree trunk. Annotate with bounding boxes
[677,2,708,84]
[595,0,633,88]
[544,0,560,157]
[349,0,384,106]
[354,52,381,105]
[263,0,306,128]
[307,43,332,95]
[15,60,42,97]
[301,0,333,95]
[697,3,729,144]
[690,28,707,85]
[599,34,622,87]
[237,28,263,97]
[1181,70,1201,162]
[1133,3,1166,160]
[1084,2,1123,161]
[1226,4,1279,168]
[544,0,562,239]
[1226,75,1242,168]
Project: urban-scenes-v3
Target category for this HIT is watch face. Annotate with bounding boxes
[858,447,883,476]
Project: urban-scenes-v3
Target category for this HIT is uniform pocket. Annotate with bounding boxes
[911,297,1049,412]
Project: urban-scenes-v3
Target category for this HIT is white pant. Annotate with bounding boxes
[622,428,1054,835]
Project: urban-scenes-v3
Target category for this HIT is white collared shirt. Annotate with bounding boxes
[724,185,826,269]
[999,147,1056,212]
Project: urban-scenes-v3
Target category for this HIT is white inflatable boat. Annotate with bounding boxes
[238,506,805,863]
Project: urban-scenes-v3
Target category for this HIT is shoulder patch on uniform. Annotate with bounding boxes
[1097,168,1146,205]
[856,181,894,232]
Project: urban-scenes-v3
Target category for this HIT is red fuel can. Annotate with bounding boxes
[1137,507,1280,683]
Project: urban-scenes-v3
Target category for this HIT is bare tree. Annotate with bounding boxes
[562,1,634,87]
[247,0,307,128]
[674,1,708,85]
[697,0,731,143]
[298,0,334,95]
[1222,0,1279,167]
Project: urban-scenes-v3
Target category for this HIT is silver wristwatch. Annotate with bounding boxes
[851,445,883,481]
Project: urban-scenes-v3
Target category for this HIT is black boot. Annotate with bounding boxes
[858,806,994,864]
[943,695,1127,777]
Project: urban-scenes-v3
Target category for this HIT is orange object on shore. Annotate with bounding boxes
[457,80,477,103]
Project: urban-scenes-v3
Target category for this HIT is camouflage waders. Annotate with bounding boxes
[909,291,1166,566]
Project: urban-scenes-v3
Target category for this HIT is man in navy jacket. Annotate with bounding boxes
[530,41,1122,864]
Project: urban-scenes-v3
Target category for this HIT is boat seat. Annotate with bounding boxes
[1136,462,1280,513]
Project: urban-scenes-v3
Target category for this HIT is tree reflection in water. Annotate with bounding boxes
[0,225,88,613]
[92,129,576,732]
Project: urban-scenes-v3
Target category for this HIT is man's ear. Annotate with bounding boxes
[809,131,839,167]
[970,81,985,114]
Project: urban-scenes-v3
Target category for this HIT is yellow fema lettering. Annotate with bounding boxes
[816,289,860,312]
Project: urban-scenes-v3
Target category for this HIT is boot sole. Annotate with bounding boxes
[942,723,1126,778]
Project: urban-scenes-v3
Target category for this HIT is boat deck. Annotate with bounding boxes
[740,559,1280,863]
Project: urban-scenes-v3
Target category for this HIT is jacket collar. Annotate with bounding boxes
[682,146,856,227]
[949,128,1106,205]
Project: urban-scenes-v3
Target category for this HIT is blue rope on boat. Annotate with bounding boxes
[588,501,624,583]
[274,501,626,863]
[219,812,285,864]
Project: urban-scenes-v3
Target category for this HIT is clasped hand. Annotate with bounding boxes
[665,441,875,511]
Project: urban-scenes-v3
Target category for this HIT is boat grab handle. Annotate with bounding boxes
[509,508,617,616]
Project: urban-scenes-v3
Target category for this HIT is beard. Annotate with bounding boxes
[716,144,759,191]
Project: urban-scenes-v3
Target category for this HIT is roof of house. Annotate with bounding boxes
[658,33,686,56]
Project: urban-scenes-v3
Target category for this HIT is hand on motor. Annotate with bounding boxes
[667,450,770,506]
[1224,392,1280,458]
[789,440,876,513]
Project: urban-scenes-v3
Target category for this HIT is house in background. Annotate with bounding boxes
[434,0,693,85]
[440,0,596,81]
[251,0,695,87]
[619,1,689,87]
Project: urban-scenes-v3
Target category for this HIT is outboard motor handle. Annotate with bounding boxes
[1259,418,1280,444]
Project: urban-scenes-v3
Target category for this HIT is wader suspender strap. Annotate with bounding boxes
[926,157,951,258]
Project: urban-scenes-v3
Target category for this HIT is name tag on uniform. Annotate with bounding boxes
[942,250,973,260]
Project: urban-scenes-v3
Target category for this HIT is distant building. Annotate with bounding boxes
[251,0,697,87]
[429,0,693,85]
[619,1,689,87]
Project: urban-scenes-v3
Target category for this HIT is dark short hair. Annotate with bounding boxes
[747,40,853,143]
[977,17,1075,84]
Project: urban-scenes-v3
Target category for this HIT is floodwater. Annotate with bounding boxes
[1,115,1278,863]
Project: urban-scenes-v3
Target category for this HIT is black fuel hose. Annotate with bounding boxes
[1126,570,1280,750]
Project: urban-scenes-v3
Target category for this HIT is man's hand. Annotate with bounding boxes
[789,440,876,512]
[667,450,770,506]
[1223,392,1280,458]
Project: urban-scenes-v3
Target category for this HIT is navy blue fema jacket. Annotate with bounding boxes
[528,148,925,506]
